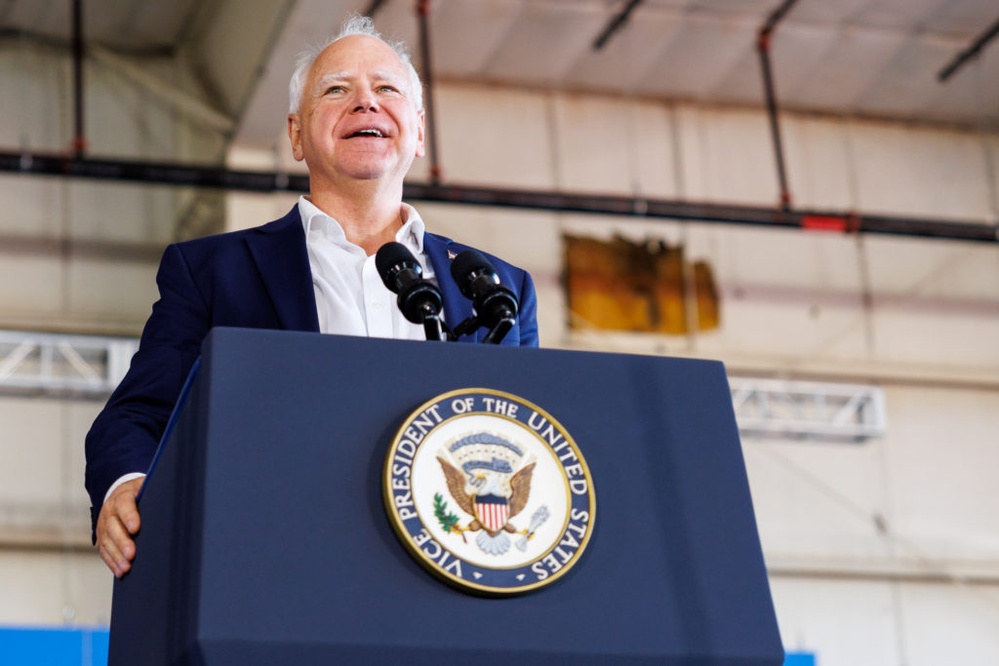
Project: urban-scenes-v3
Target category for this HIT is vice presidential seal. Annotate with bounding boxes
[383,388,596,595]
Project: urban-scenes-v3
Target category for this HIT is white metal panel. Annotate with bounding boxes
[186,0,300,116]
[769,22,856,106]
[698,284,870,363]
[67,259,159,326]
[0,552,110,625]
[900,584,999,666]
[642,13,758,100]
[647,0,777,17]
[426,0,526,79]
[872,305,999,369]
[551,93,676,196]
[742,433,893,563]
[562,9,687,96]
[923,44,999,126]
[864,236,999,300]
[67,182,178,245]
[632,99,680,199]
[481,2,608,86]
[782,24,910,113]
[434,84,557,189]
[703,39,764,106]
[846,0,952,31]
[0,0,201,51]
[883,386,999,562]
[0,43,72,152]
[787,0,874,24]
[782,115,855,211]
[848,121,993,221]
[768,578,903,666]
[924,0,999,35]
[856,34,966,120]
[0,254,63,315]
[675,105,779,205]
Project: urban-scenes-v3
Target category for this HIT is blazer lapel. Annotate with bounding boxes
[245,207,321,333]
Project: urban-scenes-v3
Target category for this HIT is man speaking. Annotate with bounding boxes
[85,15,538,578]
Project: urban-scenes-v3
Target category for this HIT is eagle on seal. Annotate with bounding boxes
[437,455,536,556]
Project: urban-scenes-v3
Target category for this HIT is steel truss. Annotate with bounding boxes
[0,330,137,399]
[730,377,886,442]
[0,330,887,442]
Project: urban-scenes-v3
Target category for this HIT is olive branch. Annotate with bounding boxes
[434,492,467,542]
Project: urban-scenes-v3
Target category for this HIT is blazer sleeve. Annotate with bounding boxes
[515,268,539,348]
[84,243,210,533]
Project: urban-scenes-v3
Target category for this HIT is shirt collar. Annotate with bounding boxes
[398,202,426,254]
[298,196,426,253]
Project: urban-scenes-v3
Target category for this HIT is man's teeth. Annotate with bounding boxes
[355,129,383,137]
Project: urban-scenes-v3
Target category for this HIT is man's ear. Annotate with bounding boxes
[288,114,304,161]
[415,108,426,158]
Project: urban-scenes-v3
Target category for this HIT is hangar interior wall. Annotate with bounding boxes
[1,43,997,665]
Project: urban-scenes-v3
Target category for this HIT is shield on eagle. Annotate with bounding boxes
[474,494,510,533]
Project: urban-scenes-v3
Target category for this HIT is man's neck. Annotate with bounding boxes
[310,182,404,255]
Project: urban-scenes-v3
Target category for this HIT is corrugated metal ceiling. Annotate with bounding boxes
[1,0,997,132]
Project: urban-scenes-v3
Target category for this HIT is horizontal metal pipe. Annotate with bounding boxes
[1,150,996,243]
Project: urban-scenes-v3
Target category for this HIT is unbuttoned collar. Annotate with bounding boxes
[298,195,426,253]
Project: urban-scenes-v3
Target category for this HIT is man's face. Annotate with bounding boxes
[288,34,425,186]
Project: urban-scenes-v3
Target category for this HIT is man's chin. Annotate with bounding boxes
[339,160,413,184]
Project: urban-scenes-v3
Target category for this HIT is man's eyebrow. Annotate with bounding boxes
[370,69,405,84]
[315,72,350,89]
[314,71,407,91]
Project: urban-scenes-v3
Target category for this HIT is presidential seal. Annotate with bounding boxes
[383,388,596,596]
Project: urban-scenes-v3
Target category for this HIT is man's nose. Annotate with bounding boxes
[352,88,378,112]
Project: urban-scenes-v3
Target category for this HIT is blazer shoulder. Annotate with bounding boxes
[169,206,303,257]
[425,233,522,272]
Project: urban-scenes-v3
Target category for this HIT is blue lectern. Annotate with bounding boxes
[109,327,782,665]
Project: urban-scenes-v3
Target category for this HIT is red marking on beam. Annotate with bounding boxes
[802,215,847,232]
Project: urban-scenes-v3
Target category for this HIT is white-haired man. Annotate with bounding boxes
[86,16,538,578]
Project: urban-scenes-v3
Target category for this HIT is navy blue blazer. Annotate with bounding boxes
[84,206,538,527]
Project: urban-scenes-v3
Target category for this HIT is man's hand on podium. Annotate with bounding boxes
[97,478,144,578]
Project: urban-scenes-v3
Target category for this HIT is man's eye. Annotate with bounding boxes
[325,86,346,94]
[379,85,399,93]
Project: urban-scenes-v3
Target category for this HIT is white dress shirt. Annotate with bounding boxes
[299,195,433,340]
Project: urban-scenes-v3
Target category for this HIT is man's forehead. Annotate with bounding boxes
[312,38,407,78]
[315,34,403,68]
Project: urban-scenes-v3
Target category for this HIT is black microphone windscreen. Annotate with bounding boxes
[375,241,415,274]
[376,242,419,292]
[450,249,495,285]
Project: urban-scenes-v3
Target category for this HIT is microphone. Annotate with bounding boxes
[450,249,519,344]
[375,242,446,341]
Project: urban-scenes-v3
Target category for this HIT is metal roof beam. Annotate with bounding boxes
[0,150,996,244]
